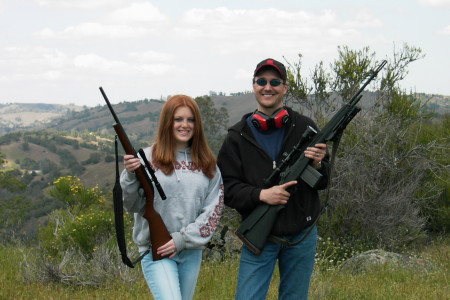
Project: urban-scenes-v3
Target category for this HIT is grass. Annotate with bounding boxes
[311,265,448,299]
[1,239,448,300]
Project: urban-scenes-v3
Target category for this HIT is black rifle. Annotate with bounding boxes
[235,60,387,255]
[100,87,171,264]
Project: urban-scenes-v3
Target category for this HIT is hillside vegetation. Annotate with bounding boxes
[0,103,85,135]
[2,92,449,136]
[0,95,230,241]
[0,130,117,240]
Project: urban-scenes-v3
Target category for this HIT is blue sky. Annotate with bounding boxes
[0,0,449,106]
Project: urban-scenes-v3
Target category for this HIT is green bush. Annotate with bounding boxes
[49,176,104,214]
[39,176,117,257]
[39,208,114,256]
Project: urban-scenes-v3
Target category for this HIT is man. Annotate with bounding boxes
[217,58,329,300]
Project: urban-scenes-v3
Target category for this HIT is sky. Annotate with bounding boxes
[0,0,449,106]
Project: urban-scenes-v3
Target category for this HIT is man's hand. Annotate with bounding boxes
[260,181,297,205]
[304,143,327,169]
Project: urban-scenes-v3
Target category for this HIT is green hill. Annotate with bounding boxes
[1,92,448,241]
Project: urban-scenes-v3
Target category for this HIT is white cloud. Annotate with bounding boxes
[43,70,63,80]
[418,0,450,9]
[0,46,69,81]
[175,7,383,57]
[128,51,175,63]
[137,63,181,75]
[106,2,168,23]
[35,22,156,39]
[2,1,449,105]
[73,53,182,76]
[438,25,450,35]
[36,28,57,39]
[34,2,169,40]
[0,44,181,90]
[73,53,127,70]
[343,8,384,28]
[36,0,127,9]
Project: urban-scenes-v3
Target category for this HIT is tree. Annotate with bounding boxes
[284,55,335,126]
[284,44,448,250]
[332,46,375,100]
[0,152,31,242]
[194,96,229,155]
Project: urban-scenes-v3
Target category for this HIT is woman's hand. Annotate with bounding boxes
[123,154,141,173]
[157,239,178,258]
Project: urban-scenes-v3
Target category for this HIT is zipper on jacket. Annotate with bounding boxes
[283,122,296,144]
[239,131,271,160]
[273,161,276,169]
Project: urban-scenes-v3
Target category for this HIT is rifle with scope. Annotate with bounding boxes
[235,60,387,255]
[100,87,171,263]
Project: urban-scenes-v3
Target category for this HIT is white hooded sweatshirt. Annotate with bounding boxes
[120,146,224,254]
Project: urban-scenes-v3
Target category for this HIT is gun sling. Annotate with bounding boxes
[101,86,171,263]
[113,136,150,267]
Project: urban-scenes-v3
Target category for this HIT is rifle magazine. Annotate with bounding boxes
[300,165,323,188]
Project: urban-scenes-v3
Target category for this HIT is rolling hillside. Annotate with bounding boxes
[0,103,85,135]
[1,92,448,240]
[45,94,259,141]
[2,92,448,139]
[1,91,448,191]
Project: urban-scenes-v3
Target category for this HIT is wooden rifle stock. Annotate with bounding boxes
[100,87,171,261]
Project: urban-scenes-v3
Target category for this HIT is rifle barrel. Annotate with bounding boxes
[99,86,120,124]
[350,60,387,105]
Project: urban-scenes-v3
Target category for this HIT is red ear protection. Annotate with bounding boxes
[251,107,290,131]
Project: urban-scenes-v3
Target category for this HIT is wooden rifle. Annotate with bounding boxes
[99,87,171,262]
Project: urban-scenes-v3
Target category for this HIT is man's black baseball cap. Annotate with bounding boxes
[253,58,287,81]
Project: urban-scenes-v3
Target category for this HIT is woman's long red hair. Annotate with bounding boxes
[152,95,216,178]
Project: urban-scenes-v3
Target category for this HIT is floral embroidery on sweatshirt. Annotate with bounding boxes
[174,160,201,172]
[199,184,224,237]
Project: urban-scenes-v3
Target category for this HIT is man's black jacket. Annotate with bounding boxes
[217,107,330,237]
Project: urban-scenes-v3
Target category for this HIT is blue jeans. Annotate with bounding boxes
[141,249,202,300]
[235,226,318,300]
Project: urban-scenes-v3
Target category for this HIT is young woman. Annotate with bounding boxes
[120,95,224,300]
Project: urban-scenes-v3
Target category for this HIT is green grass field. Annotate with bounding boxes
[1,240,448,300]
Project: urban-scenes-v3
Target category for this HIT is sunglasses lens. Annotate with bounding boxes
[255,78,282,87]
[256,78,267,86]
[270,79,282,86]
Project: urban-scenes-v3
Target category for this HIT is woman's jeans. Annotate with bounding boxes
[235,226,318,300]
[141,249,202,300]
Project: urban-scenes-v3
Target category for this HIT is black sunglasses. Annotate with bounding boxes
[254,78,284,87]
